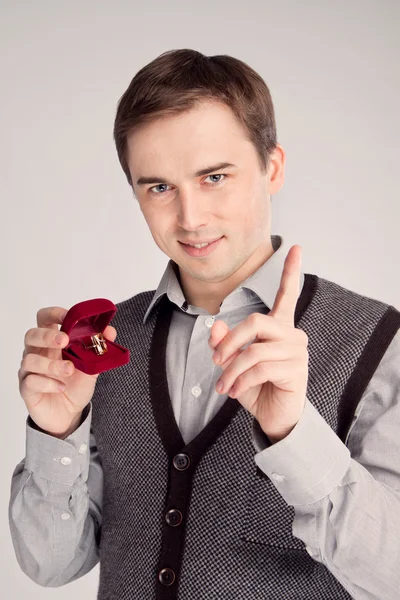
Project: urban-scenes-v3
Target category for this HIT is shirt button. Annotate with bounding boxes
[61,512,70,520]
[205,316,215,328]
[60,456,72,466]
[158,567,175,586]
[173,453,190,471]
[165,508,183,527]
[78,443,88,454]
[305,546,315,557]
[191,385,202,398]
[270,472,286,483]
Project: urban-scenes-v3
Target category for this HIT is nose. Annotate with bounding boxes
[176,188,209,231]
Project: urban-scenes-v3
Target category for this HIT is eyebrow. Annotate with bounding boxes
[135,162,237,186]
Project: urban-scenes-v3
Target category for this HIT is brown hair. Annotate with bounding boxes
[113,49,278,187]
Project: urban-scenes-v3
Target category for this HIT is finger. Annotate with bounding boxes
[228,360,295,399]
[37,306,69,329]
[19,352,74,383]
[23,306,70,360]
[104,325,117,342]
[208,320,244,372]
[24,327,69,351]
[20,372,69,398]
[208,319,230,351]
[23,324,116,360]
[269,245,302,326]
[216,341,299,395]
[211,313,288,368]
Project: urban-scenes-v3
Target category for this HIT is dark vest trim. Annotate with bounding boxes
[337,304,400,442]
[149,293,241,458]
[149,273,319,598]
[295,273,318,325]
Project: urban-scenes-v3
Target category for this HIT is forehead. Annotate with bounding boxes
[126,100,252,172]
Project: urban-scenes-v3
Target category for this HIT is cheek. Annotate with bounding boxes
[138,206,163,243]
[232,180,264,225]
[241,209,260,239]
[146,209,177,248]
[238,198,268,246]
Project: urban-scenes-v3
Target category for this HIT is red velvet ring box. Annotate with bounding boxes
[60,298,130,375]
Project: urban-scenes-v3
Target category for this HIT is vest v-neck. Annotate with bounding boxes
[149,273,318,460]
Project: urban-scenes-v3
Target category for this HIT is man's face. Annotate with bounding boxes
[126,99,284,294]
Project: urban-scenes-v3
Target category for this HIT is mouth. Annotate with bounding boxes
[178,236,224,257]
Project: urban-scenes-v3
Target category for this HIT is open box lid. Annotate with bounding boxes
[60,298,116,341]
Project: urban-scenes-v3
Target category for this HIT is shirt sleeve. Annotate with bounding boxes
[8,401,103,587]
[252,328,400,600]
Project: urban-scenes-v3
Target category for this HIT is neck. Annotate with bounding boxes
[178,239,275,315]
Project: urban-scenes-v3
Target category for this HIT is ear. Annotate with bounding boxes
[268,144,286,194]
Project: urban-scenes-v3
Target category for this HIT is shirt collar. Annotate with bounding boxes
[142,234,305,324]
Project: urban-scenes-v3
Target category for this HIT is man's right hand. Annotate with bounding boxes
[18,306,117,439]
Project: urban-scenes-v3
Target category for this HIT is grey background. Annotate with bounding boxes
[1,0,399,596]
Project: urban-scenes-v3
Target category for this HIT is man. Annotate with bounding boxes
[9,49,400,599]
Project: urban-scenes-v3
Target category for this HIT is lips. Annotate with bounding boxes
[181,238,221,246]
[179,236,224,257]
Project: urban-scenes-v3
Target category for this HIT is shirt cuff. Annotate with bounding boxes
[252,417,272,451]
[25,403,92,486]
[253,398,351,506]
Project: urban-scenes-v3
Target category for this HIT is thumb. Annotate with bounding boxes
[104,325,117,342]
[208,319,245,372]
[208,319,229,351]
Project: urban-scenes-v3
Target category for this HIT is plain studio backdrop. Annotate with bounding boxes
[1,0,399,597]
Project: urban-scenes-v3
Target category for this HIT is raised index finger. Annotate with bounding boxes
[269,245,302,326]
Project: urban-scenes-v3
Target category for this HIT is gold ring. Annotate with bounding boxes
[83,333,108,355]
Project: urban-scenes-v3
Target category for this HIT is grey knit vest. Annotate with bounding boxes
[90,273,400,599]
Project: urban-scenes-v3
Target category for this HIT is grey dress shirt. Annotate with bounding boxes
[9,234,400,599]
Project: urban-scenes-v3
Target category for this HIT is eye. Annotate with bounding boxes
[149,183,171,195]
[205,174,227,185]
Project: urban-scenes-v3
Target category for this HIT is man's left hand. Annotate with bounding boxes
[209,245,309,443]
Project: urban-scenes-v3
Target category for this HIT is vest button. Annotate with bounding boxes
[158,567,175,586]
[173,453,190,470]
[165,508,183,526]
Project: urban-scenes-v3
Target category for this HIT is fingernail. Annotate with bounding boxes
[216,379,223,392]
[62,361,72,374]
[55,333,65,345]
[213,351,221,364]
[58,382,66,391]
